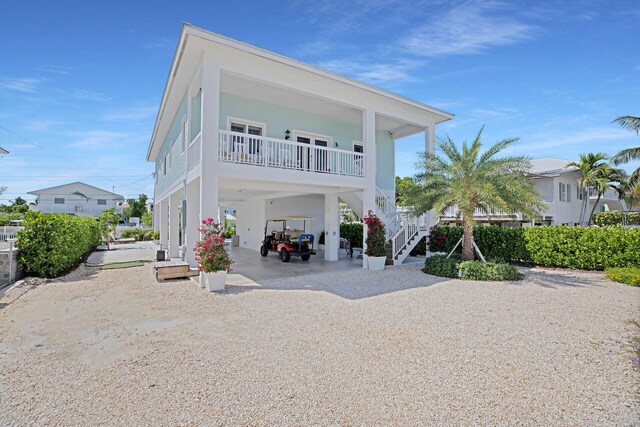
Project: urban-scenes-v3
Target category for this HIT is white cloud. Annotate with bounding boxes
[102,105,157,122]
[319,59,419,84]
[0,77,46,93]
[65,130,142,148]
[401,1,537,57]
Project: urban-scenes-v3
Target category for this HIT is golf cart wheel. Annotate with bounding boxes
[280,249,291,263]
[301,254,310,261]
[260,245,268,257]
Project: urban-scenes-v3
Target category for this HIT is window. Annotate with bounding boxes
[228,118,266,156]
[566,184,571,202]
[168,148,173,170]
[353,141,364,153]
[54,197,65,204]
[559,182,567,202]
[97,199,107,205]
[163,156,167,176]
[577,186,583,200]
[190,89,202,141]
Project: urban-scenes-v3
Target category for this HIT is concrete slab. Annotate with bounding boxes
[226,246,362,282]
[86,242,158,266]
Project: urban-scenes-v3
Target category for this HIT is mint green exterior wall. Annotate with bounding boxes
[375,130,394,192]
[156,93,188,196]
[218,92,395,191]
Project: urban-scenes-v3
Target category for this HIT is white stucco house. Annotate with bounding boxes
[148,24,453,267]
[28,182,124,217]
[440,157,627,226]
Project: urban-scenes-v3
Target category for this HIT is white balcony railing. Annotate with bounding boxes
[187,134,202,170]
[218,130,365,177]
[440,201,554,221]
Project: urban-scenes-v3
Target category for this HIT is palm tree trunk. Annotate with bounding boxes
[588,193,602,226]
[461,220,474,261]
[578,189,586,224]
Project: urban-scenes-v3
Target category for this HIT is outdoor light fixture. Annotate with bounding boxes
[335,142,339,147]
[285,129,291,140]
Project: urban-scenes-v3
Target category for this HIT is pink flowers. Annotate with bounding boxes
[193,218,233,273]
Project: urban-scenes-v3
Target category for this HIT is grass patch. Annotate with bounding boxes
[605,267,640,286]
[101,261,145,270]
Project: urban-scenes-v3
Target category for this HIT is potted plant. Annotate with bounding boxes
[194,218,233,292]
[363,210,386,271]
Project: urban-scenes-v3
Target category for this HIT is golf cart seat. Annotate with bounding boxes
[285,229,304,239]
[274,231,284,240]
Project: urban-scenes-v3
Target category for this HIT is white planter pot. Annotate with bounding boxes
[367,256,386,271]
[318,244,325,251]
[200,271,226,292]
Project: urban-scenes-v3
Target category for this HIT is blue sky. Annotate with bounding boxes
[0,0,638,203]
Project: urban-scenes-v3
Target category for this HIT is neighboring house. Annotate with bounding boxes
[28,182,124,217]
[439,157,626,226]
[148,24,453,267]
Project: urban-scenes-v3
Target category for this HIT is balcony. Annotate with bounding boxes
[439,201,555,221]
[217,130,365,177]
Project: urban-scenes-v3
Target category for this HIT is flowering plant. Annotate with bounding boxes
[363,210,386,257]
[193,218,233,273]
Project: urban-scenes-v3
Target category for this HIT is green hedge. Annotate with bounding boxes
[16,212,101,278]
[340,223,363,248]
[428,224,640,270]
[593,211,640,226]
[428,225,529,262]
[459,260,520,281]
[524,226,640,270]
[121,228,157,241]
[423,255,460,278]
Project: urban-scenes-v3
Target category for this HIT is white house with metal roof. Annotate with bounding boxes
[28,182,124,217]
[147,24,453,267]
[440,157,626,226]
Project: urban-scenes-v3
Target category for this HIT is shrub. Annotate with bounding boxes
[121,228,144,241]
[16,211,101,278]
[340,222,363,248]
[363,211,386,257]
[423,255,460,278]
[593,211,640,227]
[194,218,233,272]
[427,225,463,253]
[152,231,160,241]
[473,225,530,263]
[458,260,520,281]
[411,236,427,256]
[524,226,640,270]
[605,267,640,286]
[143,230,155,241]
[0,212,24,226]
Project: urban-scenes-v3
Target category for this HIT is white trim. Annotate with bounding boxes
[292,129,333,146]
[352,140,364,153]
[181,118,188,152]
[226,116,267,136]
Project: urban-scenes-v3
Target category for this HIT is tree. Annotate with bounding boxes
[407,127,543,261]
[97,208,120,250]
[611,115,640,204]
[395,176,417,206]
[12,196,27,206]
[586,165,626,225]
[567,153,609,225]
[141,211,153,227]
[125,194,148,220]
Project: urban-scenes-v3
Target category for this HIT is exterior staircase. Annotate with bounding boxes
[340,187,432,266]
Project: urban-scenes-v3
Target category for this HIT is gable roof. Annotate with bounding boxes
[147,24,454,161]
[528,158,578,177]
[28,181,124,199]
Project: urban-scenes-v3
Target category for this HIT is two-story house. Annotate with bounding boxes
[148,24,453,267]
[28,182,124,217]
[439,157,627,226]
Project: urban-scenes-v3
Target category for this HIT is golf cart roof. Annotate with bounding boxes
[268,216,314,221]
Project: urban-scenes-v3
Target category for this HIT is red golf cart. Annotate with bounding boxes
[260,216,316,262]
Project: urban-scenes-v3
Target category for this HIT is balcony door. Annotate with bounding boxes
[227,118,265,159]
[294,131,332,172]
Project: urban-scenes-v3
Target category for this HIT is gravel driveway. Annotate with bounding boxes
[0,263,638,425]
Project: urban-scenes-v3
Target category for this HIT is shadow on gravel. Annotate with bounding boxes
[224,265,449,300]
[517,267,607,289]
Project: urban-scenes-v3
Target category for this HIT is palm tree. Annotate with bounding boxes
[407,127,543,261]
[567,153,609,225]
[586,165,626,225]
[611,115,639,206]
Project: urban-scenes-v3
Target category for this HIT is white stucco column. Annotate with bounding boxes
[424,125,436,229]
[200,51,221,224]
[324,194,339,261]
[185,179,200,267]
[362,109,377,259]
[168,192,181,259]
[159,199,169,251]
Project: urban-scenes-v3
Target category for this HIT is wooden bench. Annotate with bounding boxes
[153,260,190,282]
